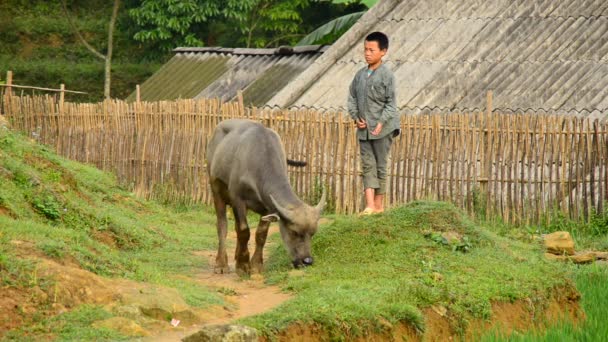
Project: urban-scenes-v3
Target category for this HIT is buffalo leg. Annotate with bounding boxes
[212,191,229,274]
[250,219,271,274]
[232,201,251,275]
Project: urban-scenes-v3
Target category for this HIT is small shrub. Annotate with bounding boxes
[31,192,62,220]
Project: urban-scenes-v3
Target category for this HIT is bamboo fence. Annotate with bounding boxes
[3,94,608,225]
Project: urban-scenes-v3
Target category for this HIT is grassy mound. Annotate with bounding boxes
[242,201,574,339]
[0,126,221,339]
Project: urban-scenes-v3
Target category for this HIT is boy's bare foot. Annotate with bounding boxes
[358,207,376,216]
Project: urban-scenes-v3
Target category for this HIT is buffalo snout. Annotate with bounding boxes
[293,256,314,268]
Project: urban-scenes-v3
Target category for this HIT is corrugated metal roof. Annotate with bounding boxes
[127,45,328,105]
[267,0,608,117]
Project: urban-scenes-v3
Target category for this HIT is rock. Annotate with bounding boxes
[93,317,149,337]
[182,324,258,342]
[545,251,608,264]
[594,252,608,260]
[543,231,575,255]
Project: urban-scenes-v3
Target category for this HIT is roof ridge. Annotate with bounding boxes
[339,59,608,64]
[173,45,327,55]
[278,104,608,115]
[384,15,608,22]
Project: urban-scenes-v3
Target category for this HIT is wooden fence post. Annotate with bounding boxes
[136,84,141,104]
[481,90,493,219]
[237,90,244,114]
[60,84,65,115]
[4,71,13,111]
[5,71,12,95]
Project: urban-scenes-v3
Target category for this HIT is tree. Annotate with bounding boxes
[233,0,309,48]
[129,0,311,49]
[297,11,364,46]
[297,0,376,46]
[62,0,120,100]
[129,0,222,51]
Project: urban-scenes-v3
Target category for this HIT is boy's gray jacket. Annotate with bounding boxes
[347,64,399,140]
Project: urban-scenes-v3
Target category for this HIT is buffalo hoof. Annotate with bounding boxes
[250,262,263,274]
[214,265,230,274]
[235,262,251,276]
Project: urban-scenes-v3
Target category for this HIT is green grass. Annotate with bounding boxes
[0,128,222,339]
[240,201,571,340]
[3,305,128,341]
[478,264,608,342]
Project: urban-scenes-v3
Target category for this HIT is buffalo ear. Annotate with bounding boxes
[261,213,280,222]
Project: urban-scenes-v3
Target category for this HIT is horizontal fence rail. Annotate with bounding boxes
[3,94,608,225]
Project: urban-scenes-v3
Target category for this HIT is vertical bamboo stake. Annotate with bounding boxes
[449,114,456,205]
[4,71,13,110]
[59,84,65,115]
[405,114,413,202]
[237,90,244,113]
[546,115,556,223]
[337,113,346,213]
[581,119,589,221]
[524,115,532,225]
[596,120,603,215]
[481,91,492,217]
[589,120,596,217]
[493,113,501,220]
[423,115,432,198]
[465,114,473,213]
[537,115,546,223]
[505,115,513,224]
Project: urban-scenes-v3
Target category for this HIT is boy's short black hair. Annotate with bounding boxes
[365,32,389,50]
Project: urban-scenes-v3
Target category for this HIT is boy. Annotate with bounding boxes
[347,31,399,215]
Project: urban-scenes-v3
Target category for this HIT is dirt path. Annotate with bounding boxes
[140,225,290,341]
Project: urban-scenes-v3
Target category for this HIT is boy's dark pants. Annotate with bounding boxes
[359,135,393,194]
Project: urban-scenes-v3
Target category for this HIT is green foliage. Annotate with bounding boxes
[129,0,313,48]
[31,192,62,220]
[425,231,473,253]
[129,0,223,49]
[297,11,364,46]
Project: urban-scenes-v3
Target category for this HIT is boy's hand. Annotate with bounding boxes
[371,122,383,135]
[356,118,367,129]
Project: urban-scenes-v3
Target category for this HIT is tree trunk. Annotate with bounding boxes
[104,0,120,100]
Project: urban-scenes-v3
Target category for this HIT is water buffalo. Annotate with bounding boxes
[206,119,326,274]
